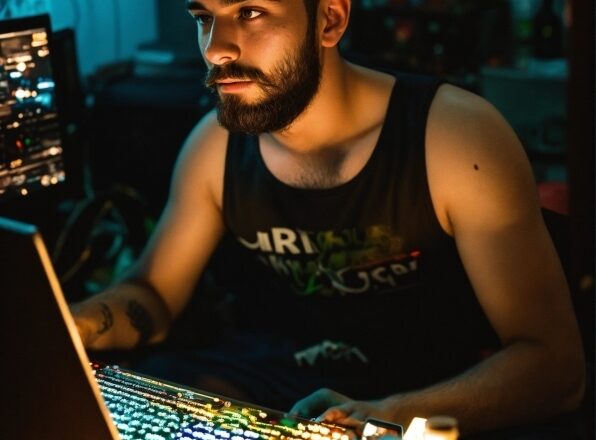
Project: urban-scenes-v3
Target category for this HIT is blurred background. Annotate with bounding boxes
[0,0,576,204]
[0,0,578,212]
[0,0,592,363]
[0,0,592,434]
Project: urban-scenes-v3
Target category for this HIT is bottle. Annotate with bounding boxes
[532,0,563,59]
[423,416,459,440]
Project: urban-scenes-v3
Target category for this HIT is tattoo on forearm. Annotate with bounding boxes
[97,302,113,335]
[125,300,154,347]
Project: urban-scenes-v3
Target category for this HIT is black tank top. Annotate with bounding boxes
[220,73,499,393]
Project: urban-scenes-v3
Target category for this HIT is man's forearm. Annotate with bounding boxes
[70,278,172,351]
[381,341,585,435]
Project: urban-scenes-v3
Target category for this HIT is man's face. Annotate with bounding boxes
[188,0,321,134]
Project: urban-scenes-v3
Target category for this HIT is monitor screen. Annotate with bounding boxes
[0,14,66,200]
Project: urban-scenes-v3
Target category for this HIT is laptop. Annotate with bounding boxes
[2,216,118,439]
[0,216,405,440]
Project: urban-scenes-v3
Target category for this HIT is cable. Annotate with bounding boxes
[81,139,95,199]
[58,199,122,284]
[51,194,100,263]
[51,184,154,287]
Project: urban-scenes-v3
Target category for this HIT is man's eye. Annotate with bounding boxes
[193,14,213,25]
[239,9,262,20]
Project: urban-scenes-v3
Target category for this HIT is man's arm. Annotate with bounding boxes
[292,86,586,434]
[71,110,228,351]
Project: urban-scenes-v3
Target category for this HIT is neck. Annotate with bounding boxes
[263,52,396,155]
[257,55,396,189]
[263,50,357,153]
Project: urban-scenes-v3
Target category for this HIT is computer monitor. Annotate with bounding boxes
[0,14,66,200]
[0,13,87,240]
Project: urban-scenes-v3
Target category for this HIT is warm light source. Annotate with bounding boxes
[403,417,427,440]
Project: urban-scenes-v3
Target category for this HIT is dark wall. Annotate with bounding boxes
[567,0,595,385]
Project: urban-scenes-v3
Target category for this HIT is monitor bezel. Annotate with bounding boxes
[0,13,82,228]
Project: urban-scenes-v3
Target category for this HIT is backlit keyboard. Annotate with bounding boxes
[93,363,355,440]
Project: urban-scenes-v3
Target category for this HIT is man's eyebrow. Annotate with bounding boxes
[186,0,207,11]
[186,0,279,10]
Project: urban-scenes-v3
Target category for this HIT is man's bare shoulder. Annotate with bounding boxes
[425,83,539,234]
[183,109,229,158]
[171,109,229,208]
[427,82,517,149]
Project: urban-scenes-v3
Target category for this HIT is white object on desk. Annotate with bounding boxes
[403,417,427,440]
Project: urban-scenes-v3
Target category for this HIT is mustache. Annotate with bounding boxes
[204,63,273,88]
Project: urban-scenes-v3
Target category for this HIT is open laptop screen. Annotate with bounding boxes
[0,216,119,439]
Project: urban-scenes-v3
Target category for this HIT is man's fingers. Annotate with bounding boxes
[331,416,364,431]
[316,406,348,422]
[320,405,368,424]
[290,388,353,418]
[316,406,365,440]
[290,389,334,417]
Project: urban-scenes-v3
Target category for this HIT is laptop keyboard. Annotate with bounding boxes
[93,363,354,440]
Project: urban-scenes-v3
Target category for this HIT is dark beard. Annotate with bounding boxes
[204,29,321,134]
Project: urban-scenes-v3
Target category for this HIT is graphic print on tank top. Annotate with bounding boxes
[236,224,422,296]
[223,73,447,300]
[222,74,502,385]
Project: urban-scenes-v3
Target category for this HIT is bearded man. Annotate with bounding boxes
[71,0,585,437]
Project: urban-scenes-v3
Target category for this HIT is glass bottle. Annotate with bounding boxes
[423,416,459,440]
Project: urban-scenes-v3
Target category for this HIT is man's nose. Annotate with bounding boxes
[203,18,240,66]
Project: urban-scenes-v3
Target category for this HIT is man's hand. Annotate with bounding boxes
[290,388,391,429]
[71,311,99,348]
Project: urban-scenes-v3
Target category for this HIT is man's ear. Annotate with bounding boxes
[319,0,351,48]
